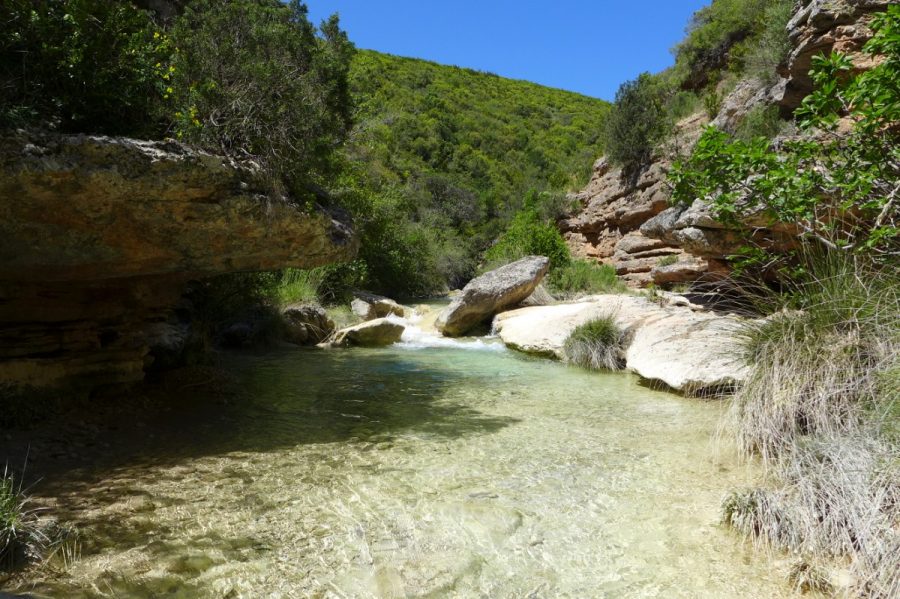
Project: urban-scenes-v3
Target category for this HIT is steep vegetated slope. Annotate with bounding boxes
[335,50,609,295]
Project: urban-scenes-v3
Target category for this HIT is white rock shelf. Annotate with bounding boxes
[492,294,751,395]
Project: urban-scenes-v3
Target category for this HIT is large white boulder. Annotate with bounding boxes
[493,295,750,394]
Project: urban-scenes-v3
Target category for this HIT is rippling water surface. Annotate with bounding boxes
[12,333,792,598]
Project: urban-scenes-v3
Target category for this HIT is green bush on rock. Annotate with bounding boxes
[548,260,626,297]
[170,0,355,199]
[0,0,170,135]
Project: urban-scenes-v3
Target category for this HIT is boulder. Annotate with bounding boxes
[650,258,709,286]
[519,284,556,308]
[282,303,335,346]
[350,292,405,321]
[436,256,550,336]
[327,318,405,348]
[493,295,750,394]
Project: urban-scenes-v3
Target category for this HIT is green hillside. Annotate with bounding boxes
[338,50,610,293]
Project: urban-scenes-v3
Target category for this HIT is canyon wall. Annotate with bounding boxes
[563,0,890,287]
[0,131,355,391]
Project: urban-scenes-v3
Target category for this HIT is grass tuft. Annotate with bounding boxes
[274,267,326,307]
[548,260,627,298]
[563,316,625,371]
[721,251,899,598]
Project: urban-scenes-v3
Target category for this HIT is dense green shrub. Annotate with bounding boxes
[671,6,900,267]
[170,0,354,197]
[563,316,625,371]
[548,260,626,297]
[483,208,571,271]
[741,0,794,83]
[734,104,785,141]
[672,0,793,90]
[0,0,169,134]
[601,73,672,175]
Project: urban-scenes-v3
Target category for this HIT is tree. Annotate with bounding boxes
[602,73,671,176]
[170,0,355,200]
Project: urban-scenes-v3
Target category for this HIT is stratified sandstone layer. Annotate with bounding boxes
[0,131,355,390]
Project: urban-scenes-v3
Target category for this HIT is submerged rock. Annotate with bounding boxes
[351,292,405,321]
[326,318,405,348]
[493,295,749,395]
[436,256,550,337]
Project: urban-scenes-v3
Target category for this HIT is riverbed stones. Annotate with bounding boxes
[327,318,405,348]
[436,256,550,336]
[350,292,405,321]
[493,294,750,394]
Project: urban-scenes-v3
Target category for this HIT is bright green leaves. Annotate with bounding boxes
[670,5,900,269]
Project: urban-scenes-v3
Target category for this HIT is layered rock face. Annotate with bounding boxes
[561,115,712,288]
[564,0,888,287]
[775,0,891,111]
[0,131,355,390]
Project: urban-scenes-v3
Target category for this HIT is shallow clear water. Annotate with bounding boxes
[11,337,792,598]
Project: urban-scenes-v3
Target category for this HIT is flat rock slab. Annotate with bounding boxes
[326,318,405,348]
[493,295,750,394]
[437,256,550,337]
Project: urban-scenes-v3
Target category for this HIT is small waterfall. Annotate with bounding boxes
[389,307,506,352]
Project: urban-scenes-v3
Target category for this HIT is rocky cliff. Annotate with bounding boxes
[564,0,890,287]
[0,131,355,391]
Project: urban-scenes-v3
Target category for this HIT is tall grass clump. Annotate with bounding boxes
[563,316,625,371]
[275,267,327,306]
[0,466,59,573]
[722,252,899,598]
[548,260,627,298]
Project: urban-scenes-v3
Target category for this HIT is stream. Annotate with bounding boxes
[7,311,792,598]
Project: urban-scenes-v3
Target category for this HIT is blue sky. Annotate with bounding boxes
[306,1,709,101]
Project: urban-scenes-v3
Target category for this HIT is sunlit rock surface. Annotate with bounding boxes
[437,256,550,336]
[493,295,750,394]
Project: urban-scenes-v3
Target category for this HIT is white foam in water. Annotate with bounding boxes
[387,311,506,352]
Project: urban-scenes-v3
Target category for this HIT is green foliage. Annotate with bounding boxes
[602,73,672,174]
[670,6,900,267]
[734,104,785,141]
[0,0,169,135]
[563,316,625,371]
[170,0,354,198]
[548,260,626,297]
[657,255,679,267]
[742,0,794,83]
[343,51,609,295]
[672,0,793,90]
[483,192,571,271]
[0,465,56,572]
